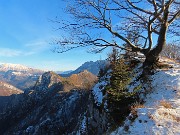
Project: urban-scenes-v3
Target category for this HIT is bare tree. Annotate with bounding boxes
[160,43,180,60]
[53,0,180,67]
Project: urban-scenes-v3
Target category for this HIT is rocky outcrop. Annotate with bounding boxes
[34,71,64,92]
[0,70,98,134]
[33,70,97,91]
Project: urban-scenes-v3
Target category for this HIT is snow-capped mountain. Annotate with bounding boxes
[0,63,44,91]
[0,63,44,74]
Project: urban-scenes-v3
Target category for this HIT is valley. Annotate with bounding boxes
[0,61,101,134]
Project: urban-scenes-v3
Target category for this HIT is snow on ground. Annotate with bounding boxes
[92,70,111,106]
[111,59,180,135]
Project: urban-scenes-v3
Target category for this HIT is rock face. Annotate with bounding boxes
[34,71,64,91]
[0,70,99,134]
[34,70,97,92]
[0,67,125,135]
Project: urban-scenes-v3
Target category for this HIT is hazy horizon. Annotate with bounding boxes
[0,0,108,71]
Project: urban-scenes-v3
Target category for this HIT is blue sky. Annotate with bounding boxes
[0,0,108,71]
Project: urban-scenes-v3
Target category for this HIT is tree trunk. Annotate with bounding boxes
[143,3,170,69]
[143,22,168,68]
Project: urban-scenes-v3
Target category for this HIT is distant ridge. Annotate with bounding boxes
[0,63,44,74]
[0,63,44,91]
[34,70,97,92]
[60,60,108,77]
[0,81,23,96]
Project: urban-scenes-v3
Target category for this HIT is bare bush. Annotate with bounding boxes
[161,43,180,60]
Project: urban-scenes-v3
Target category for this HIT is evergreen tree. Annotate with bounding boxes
[105,49,138,122]
[106,58,134,108]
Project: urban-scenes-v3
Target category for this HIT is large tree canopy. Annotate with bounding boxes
[54,0,180,66]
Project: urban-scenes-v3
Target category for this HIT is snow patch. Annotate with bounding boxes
[92,70,111,106]
[111,62,180,135]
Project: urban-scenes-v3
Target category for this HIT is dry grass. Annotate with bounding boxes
[157,111,180,123]
[131,102,145,109]
[129,102,145,121]
[148,112,154,120]
[171,114,180,122]
[156,62,173,70]
[159,100,173,109]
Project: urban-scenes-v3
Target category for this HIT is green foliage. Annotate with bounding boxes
[105,49,139,123]
[106,58,135,105]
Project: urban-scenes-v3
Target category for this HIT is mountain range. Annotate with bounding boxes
[60,60,107,77]
[0,63,44,91]
[0,58,179,134]
[0,60,107,134]
[0,69,98,134]
[0,60,106,90]
[0,81,23,112]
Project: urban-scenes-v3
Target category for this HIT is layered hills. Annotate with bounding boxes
[0,69,98,134]
[0,58,179,134]
[0,63,44,91]
[0,81,23,113]
[0,81,23,96]
[60,60,107,77]
[34,70,97,92]
[0,60,106,90]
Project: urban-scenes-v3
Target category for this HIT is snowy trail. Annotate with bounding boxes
[111,61,180,135]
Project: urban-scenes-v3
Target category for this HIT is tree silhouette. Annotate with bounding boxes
[54,0,180,67]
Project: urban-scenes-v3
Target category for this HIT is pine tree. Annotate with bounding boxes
[105,49,138,122]
[107,58,134,106]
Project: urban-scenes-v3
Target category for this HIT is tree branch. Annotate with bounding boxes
[168,10,180,24]
[126,0,153,14]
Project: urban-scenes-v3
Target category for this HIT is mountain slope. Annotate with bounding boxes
[0,81,23,96]
[0,81,23,113]
[34,70,97,92]
[0,63,44,90]
[1,58,179,134]
[0,63,43,73]
[0,70,96,134]
[111,58,180,135]
[34,71,64,91]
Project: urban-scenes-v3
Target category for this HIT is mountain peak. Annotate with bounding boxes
[61,60,108,77]
[0,63,29,71]
[34,71,64,91]
[0,63,44,73]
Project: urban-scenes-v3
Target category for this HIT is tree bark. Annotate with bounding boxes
[143,23,168,68]
[143,4,169,68]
